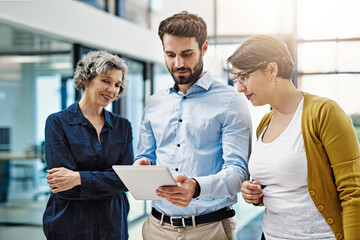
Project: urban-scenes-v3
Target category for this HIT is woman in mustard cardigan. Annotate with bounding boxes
[227,35,360,240]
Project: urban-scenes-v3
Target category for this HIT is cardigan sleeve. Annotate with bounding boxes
[317,100,360,238]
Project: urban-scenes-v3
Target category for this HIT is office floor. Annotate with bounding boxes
[0,160,263,240]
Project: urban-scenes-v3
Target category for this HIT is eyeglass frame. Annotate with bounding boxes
[232,68,259,84]
[231,60,270,84]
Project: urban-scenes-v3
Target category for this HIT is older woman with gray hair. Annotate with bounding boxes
[43,50,133,240]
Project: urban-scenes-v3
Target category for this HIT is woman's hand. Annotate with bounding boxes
[46,167,81,193]
[241,180,264,205]
[133,157,152,165]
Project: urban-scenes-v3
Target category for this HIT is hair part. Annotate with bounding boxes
[227,35,295,79]
[158,11,207,50]
[73,50,128,99]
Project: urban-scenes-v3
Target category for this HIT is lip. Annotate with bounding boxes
[175,70,188,75]
[102,94,113,101]
[245,94,253,100]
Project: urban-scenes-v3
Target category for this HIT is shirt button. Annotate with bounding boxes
[177,144,180,147]
[175,168,179,171]
[335,233,343,239]
[179,119,182,122]
[317,205,324,211]
[309,190,315,197]
[183,96,187,99]
[326,217,334,224]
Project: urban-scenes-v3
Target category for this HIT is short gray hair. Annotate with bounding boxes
[73,50,128,99]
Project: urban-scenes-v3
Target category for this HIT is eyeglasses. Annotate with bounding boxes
[232,68,258,84]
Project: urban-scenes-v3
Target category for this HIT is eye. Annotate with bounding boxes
[115,84,121,88]
[182,52,193,57]
[166,53,175,58]
[102,79,110,84]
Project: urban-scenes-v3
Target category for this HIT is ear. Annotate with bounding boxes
[201,40,208,56]
[267,62,278,77]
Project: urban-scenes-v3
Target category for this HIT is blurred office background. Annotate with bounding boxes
[0,0,359,239]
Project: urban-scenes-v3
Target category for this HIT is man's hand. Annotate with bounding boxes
[156,174,197,208]
[134,157,152,166]
[241,180,263,204]
[46,167,81,193]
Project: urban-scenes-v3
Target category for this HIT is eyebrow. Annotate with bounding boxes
[165,49,194,54]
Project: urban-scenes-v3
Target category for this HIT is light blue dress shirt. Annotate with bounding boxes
[135,72,252,217]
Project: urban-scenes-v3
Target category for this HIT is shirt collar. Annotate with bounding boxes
[67,101,113,128]
[168,71,213,94]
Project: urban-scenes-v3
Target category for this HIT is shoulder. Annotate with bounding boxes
[209,80,242,102]
[146,88,169,104]
[303,92,344,118]
[46,109,67,125]
[46,101,78,124]
[210,79,237,92]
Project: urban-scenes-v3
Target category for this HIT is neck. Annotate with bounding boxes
[78,94,103,118]
[270,79,303,115]
[177,71,205,94]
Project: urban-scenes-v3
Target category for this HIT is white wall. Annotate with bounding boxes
[0,0,164,63]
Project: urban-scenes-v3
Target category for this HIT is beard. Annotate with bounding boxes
[167,55,204,85]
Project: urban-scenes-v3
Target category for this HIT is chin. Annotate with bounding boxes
[100,101,112,108]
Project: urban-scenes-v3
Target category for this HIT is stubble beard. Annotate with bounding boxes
[168,56,204,85]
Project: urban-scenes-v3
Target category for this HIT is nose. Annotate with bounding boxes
[237,83,246,93]
[107,84,116,94]
[174,56,184,68]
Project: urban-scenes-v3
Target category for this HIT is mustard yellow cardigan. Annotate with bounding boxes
[256,92,360,240]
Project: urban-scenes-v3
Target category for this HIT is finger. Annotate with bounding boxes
[157,189,187,201]
[140,158,151,165]
[167,197,191,207]
[241,184,263,194]
[158,186,182,193]
[174,174,187,182]
[52,187,61,193]
[47,179,56,184]
[243,181,262,190]
[245,198,262,204]
[47,168,63,173]
[246,192,263,200]
[168,200,188,208]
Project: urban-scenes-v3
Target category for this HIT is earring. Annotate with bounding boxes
[272,76,275,82]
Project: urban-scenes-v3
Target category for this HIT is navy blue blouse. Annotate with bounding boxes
[43,101,133,240]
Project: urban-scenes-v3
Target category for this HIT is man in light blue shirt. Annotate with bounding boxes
[135,11,252,240]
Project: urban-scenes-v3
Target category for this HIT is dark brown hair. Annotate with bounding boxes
[158,11,207,50]
[227,35,295,79]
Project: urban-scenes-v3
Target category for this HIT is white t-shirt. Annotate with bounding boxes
[249,99,335,240]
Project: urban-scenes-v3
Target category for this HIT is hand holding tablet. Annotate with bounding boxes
[112,165,177,200]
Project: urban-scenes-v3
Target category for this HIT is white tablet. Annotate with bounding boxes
[112,165,177,200]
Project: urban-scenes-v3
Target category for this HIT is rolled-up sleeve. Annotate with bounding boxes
[195,94,252,199]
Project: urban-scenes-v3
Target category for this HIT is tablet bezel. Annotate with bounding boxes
[112,165,177,200]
